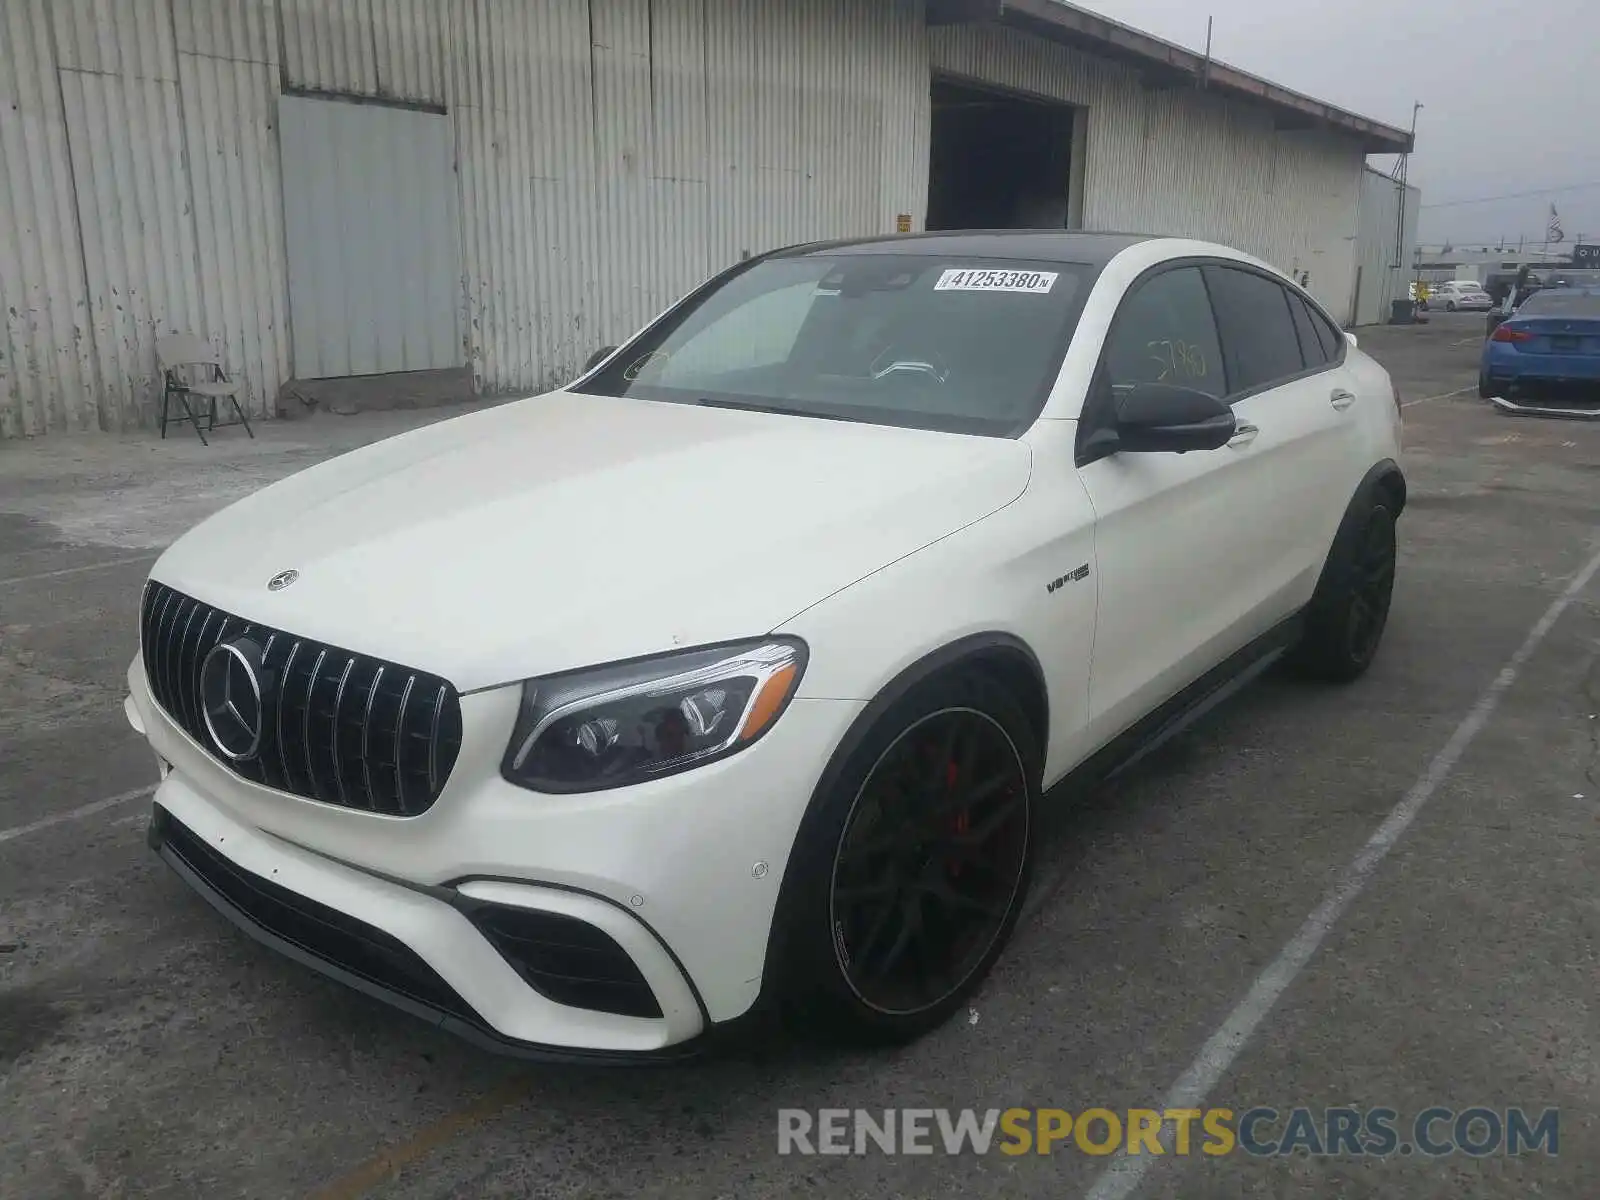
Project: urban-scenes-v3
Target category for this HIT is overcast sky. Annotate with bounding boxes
[1085,0,1600,250]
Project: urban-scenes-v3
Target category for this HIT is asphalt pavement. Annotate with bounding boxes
[2,311,1597,1199]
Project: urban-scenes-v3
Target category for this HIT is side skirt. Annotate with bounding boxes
[1043,610,1305,802]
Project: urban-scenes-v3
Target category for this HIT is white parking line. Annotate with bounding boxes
[0,553,158,589]
[0,784,156,847]
[1402,385,1473,408]
[1084,538,1600,1200]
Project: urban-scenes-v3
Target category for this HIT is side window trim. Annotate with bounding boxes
[1075,258,1228,466]
[1201,262,1345,404]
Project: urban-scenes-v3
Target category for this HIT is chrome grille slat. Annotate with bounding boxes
[158,594,189,715]
[138,583,460,817]
[275,640,301,792]
[393,674,416,817]
[360,666,385,813]
[329,655,356,807]
[178,603,210,732]
[150,587,178,701]
[302,648,328,802]
[427,685,445,793]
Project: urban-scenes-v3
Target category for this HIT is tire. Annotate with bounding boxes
[1478,372,1493,399]
[1446,301,1457,312]
[769,670,1039,1045]
[1290,500,1397,683]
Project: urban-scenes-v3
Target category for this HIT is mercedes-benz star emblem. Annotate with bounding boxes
[267,569,299,592]
[200,637,271,762]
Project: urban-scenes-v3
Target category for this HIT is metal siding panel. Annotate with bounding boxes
[1,0,103,436]
[58,15,206,430]
[172,0,279,65]
[281,0,445,104]
[649,0,712,317]
[178,49,290,419]
[449,0,922,397]
[449,0,601,395]
[1355,169,1419,326]
[931,22,1364,317]
[279,93,460,377]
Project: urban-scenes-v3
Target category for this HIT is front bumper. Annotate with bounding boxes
[127,657,863,1056]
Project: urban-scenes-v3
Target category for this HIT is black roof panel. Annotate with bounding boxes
[770,229,1158,267]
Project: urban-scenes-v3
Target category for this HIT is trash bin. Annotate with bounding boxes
[1389,299,1417,325]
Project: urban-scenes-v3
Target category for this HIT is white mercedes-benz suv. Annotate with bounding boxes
[127,232,1405,1061]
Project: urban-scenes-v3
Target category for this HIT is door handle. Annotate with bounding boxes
[1330,388,1357,410]
[1227,422,1259,447]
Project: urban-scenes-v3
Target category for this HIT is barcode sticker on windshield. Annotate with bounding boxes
[935,268,1058,294]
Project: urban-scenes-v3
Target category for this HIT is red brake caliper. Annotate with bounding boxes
[946,760,969,877]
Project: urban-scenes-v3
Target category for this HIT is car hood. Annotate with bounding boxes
[150,392,1032,691]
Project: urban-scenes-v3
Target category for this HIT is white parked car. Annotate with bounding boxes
[1427,280,1494,311]
[127,233,1406,1059]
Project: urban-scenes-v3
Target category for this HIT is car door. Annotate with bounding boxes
[1073,263,1283,746]
[1205,263,1367,628]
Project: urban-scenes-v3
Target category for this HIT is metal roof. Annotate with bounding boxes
[929,0,1414,155]
[776,230,1154,264]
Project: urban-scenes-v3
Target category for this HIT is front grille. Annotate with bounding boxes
[468,905,664,1019]
[155,806,479,1023]
[141,581,463,816]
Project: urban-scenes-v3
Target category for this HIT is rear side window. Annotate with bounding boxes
[1205,266,1304,394]
[1102,266,1226,398]
[1286,292,1329,369]
[1306,297,1343,360]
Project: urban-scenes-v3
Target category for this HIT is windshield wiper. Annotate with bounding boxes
[692,396,854,423]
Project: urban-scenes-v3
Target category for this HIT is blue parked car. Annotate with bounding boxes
[1480,286,1600,418]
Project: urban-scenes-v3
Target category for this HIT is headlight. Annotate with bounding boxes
[502,638,807,793]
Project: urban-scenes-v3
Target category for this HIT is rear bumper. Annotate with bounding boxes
[1489,395,1600,419]
[1482,347,1600,384]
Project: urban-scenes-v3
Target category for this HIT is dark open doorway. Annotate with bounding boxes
[927,78,1078,232]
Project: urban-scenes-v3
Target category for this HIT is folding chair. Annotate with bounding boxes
[156,334,255,446]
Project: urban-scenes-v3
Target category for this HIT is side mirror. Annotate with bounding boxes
[1344,330,1359,349]
[1112,382,1236,453]
[583,345,618,374]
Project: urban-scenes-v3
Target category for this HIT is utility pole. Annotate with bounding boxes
[1198,17,1213,89]
[1395,102,1422,275]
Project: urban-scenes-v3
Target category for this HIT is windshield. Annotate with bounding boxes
[574,253,1093,436]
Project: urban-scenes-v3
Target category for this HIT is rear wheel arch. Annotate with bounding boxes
[1368,459,1406,516]
[1304,461,1404,619]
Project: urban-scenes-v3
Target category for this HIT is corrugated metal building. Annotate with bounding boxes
[1352,166,1420,327]
[0,0,1411,439]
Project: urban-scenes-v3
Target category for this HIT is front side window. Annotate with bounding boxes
[1101,266,1226,398]
[576,254,1093,436]
[1204,266,1304,394]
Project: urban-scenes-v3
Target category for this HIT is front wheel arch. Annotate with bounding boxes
[759,635,1049,1012]
[810,634,1050,780]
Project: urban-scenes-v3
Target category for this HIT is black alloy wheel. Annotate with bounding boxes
[1343,507,1397,668]
[827,707,1030,1017]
